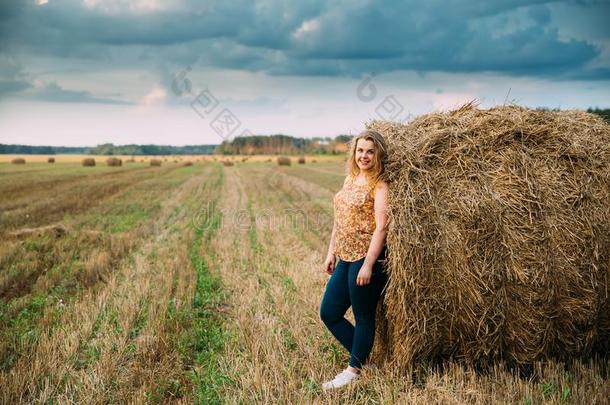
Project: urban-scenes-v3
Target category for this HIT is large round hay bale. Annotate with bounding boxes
[11,158,25,164]
[298,156,306,164]
[370,104,610,370]
[277,156,291,166]
[47,157,55,163]
[106,157,122,167]
[82,158,96,167]
[150,159,162,166]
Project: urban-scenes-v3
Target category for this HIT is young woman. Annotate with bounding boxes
[320,130,389,390]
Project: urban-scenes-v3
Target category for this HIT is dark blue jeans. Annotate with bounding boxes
[320,256,388,368]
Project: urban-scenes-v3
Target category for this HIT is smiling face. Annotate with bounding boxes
[355,138,376,173]
[347,130,387,182]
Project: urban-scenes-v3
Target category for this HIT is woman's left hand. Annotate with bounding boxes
[356,265,373,286]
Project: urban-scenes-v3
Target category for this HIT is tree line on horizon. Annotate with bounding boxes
[214,134,353,155]
[0,143,217,156]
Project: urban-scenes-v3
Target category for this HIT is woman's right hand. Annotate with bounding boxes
[323,253,336,275]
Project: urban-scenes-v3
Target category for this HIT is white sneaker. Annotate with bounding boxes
[322,369,360,390]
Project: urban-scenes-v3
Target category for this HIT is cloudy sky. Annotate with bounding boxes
[0,0,609,146]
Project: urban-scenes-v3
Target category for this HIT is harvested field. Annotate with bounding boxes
[0,155,607,404]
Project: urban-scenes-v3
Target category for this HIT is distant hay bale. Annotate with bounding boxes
[222,160,234,167]
[82,158,96,167]
[106,157,122,167]
[183,161,193,166]
[298,156,306,164]
[242,157,249,162]
[277,156,291,166]
[150,159,162,166]
[126,158,135,163]
[370,103,610,370]
[311,159,317,163]
[11,158,25,164]
[47,157,55,163]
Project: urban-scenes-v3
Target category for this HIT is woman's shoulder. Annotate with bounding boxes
[374,179,388,192]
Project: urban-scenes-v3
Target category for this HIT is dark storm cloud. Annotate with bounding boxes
[1,0,608,100]
[280,1,604,78]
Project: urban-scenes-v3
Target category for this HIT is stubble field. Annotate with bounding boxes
[0,158,608,404]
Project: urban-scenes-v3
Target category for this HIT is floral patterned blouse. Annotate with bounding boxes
[333,175,377,261]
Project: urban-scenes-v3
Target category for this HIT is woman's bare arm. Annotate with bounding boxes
[323,218,338,274]
[326,219,337,258]
[327,177,349,259]
[362,181,389,270]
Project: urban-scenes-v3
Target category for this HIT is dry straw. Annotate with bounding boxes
[106,157,122,167]
[222,160,234,167]
[11,158,25,164]
[82,158,95,167]
[8,223,67,239]
[47,157,55,163]
[298,156,306,164]
[150,159,162,166]
[370,103,610,371]
[277,156,291,166]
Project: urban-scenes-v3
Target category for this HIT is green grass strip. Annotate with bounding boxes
[184,165,230,404]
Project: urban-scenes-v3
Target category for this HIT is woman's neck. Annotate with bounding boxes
[354,171,370,184]
[357,169,371,178]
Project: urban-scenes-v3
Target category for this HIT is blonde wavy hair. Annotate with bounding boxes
[346,129,387,187]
